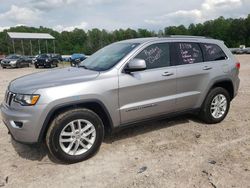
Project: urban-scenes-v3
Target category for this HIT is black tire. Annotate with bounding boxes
[46,108,104,163]
[2,66,6,69]
[16,63,21,68]
[35,64,39,68]
[199,87,230,124]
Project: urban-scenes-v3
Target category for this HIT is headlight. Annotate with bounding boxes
[10,60,17,64]
[14,94,40,106]
[46,59,49,62]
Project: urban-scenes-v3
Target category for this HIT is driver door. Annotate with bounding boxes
[118,42,177,124]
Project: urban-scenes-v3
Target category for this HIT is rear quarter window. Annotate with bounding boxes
[200,43,227,62]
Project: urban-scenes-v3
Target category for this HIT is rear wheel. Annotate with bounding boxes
[46,108,104,163]
[199,87,230,124]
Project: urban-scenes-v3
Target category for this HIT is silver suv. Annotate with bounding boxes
[1,36,240,163]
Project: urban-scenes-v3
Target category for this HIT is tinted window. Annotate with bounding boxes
[175,42,203,65]
[200,43,227,61]
[38,54,49,58]
[6,55,20,59]
[135,43,170,69]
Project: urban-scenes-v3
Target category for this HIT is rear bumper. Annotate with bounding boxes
[234,77,240,98]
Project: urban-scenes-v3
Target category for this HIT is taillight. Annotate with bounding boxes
[236,62,240,70]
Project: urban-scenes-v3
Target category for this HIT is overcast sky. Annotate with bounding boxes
[0,0,249,32]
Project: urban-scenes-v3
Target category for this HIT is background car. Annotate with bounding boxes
[229,48,238,54]
[234,48,245,54]
[1,54,31,68]
[34,53,61,68]
[70,53,87,67]
[62,55,71,62]
[0,55,5,63]
[243,48,250,54]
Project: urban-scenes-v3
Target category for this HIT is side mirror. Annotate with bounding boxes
[124,58,147,73]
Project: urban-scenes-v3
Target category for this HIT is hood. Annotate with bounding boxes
[9,67,100,93]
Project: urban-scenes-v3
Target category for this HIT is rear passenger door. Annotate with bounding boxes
[173,42,214,111]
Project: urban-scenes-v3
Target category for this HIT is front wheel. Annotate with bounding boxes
[46,108,104,163]
[199,87,230,124]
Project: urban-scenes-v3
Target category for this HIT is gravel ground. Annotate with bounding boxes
[0,56,249,188]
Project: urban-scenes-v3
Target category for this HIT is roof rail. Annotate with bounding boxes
[161,35,211,39]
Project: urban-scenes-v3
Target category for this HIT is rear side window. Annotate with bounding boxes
[175,42,203,65]
[200,43,227,61]
[135,43,170,69]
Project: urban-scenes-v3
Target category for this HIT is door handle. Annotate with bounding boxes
[162,72,174,76]
[203,66,212,70]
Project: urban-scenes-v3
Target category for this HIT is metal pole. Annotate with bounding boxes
[38,40,41,54]
[46,40,48,53]
[6,33,10,54]
[21,40,24,55]
[53,40,55,54]
[12,40,15,54]
[30,40,32,55]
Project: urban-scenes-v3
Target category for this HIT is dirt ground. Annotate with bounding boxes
[0,56,249,188]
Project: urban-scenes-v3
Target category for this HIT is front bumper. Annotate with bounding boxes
[1,102,46,144]
[1,63,16,68]
[35,61,51,66]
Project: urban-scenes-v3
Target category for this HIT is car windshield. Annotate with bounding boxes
[72,54,84,59]
[6,55,20,59]
[38,54,49,58]
[79,42,139,71]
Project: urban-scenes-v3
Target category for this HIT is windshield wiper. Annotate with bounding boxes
[79,65,89,69]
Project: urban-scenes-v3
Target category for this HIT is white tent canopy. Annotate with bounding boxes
[7,32,55,55]
[7,32,55,40]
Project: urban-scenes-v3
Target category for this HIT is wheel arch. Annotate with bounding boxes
[210,79,234,100]
[38,99,114,144]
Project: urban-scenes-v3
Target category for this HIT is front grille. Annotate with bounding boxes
[2,61,10,64]
[5,91,15,106]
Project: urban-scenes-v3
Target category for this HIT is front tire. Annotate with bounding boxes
[46,108,104,163]
[199,87,230,124]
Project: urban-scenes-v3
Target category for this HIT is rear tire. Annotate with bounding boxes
[199,87,230,124]
[46,108,104,163]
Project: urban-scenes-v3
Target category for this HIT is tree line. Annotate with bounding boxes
[0,15,250,55]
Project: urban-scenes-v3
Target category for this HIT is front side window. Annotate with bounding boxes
[200,43,227,61]
[175,42,203,65]
[135,43,170,69]
[79,43,139,71]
